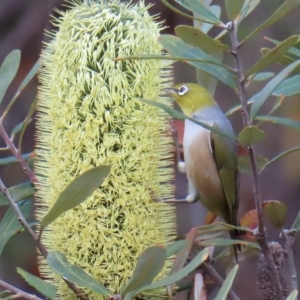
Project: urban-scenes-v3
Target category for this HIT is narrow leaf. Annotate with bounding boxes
[216,246,260,263]
[238,126,266,147]
[198,238,260,249]
[167,228,197,297]
[256,116,300,130]
[197,222,249,241]
[40,166,110,232]
[0,201,31,257]
[291,211,300,232]
[225,0,246,20]
[159,35,236,88]
[246,36,300,77]
[121,246,167,296]
[0,182,34,206]
[273,74,300,97]
[194,273,206,300]
[243,0,300,42]
[239,0,260,22]
[47,251,111,296]
[3,58,40,119]
[11,119,32,138]
[265,37,300,58]
[249,72,275,82]
[0,50,21,104]
[286,290,298,300]
[263,200,287,229]
[238,155,268,175]
[17,267,56,299]
[260,146,300,173]
[174,0,222,25]
[175,26,229,52]
[125,248,210,300]
[165,240,188,258]
[0,153,31,166]
[250,59,300,121]
[214,265,238,300]
[196,5,221,34]
[140,98,236,140]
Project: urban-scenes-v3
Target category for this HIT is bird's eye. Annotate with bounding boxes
[178,85,188,96]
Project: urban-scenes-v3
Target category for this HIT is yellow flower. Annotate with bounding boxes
[35,0,175,298]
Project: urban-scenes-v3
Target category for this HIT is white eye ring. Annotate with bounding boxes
[178,85,189,96]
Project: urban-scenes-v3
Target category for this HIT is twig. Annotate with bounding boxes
[281,229,297,291]
[228,20,284,300]
[0,178,89,300]
[0,119,37,183]
[0,278,42,300]
[202,262,239,300]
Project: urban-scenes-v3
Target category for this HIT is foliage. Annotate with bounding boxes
[0,0,300,299]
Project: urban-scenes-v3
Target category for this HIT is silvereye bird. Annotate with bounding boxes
[164,83,241,253]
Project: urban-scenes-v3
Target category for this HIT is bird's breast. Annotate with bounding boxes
[183,120,224,207]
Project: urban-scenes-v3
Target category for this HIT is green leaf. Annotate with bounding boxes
[265,37,300,58]
[215,245,260,262]
[249,72,275,82]
[273,74,300,97]
[47,251,111,296]
[249,59,300,121]
[286,290,298,300]
[263,200,287,229]
[174,0,222,25]
[167,228,197,298]
[239,0,260,22]
[238,126,266,147]
[159,35,236,88]
[256,116,300,130]
[40,166,110,232]
[0,182,34,206]
[225,0,246,20]
[17,267,56,299]
[140,98,236,140]
[124,248,210,300]
[0,153,31,166]
[238,155,268,175]
[197,222,250,241]
[3,58,40,119]
[214,265,238,300]
[291,211,300,232]
[175,25,229,52]
[196,5,221,34]
[0,201,31,257]
[11,119,32,138]
[165,240,188,258]
[0,50,21,104]
[259,146,300,173]
[121,246,167,296]
[246,36,300,77]
[243,0,300,43]
[198,238,260,249]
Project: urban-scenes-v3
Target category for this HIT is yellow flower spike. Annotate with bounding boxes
[35,0,175,299]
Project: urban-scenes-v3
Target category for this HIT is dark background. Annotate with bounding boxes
[0,0,300,299]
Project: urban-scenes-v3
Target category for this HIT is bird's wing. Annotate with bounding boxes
[209,122,238,225]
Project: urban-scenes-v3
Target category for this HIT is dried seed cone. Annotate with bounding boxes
[35,0,175,298]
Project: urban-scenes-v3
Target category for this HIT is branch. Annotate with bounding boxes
[228,21,284,300]
[281,229,297,291]
[0,278,43,300]
[0,178,89,300]
[202,262,239,300]
[0,119,37,183]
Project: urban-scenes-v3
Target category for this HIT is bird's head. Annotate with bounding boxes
[164,83,216,116]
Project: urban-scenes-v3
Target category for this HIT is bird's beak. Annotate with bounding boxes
[163,87,177,97]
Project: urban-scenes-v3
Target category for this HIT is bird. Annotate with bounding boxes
[164,83,241,258]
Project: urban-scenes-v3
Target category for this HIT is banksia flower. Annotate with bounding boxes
[35,0,175,298]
